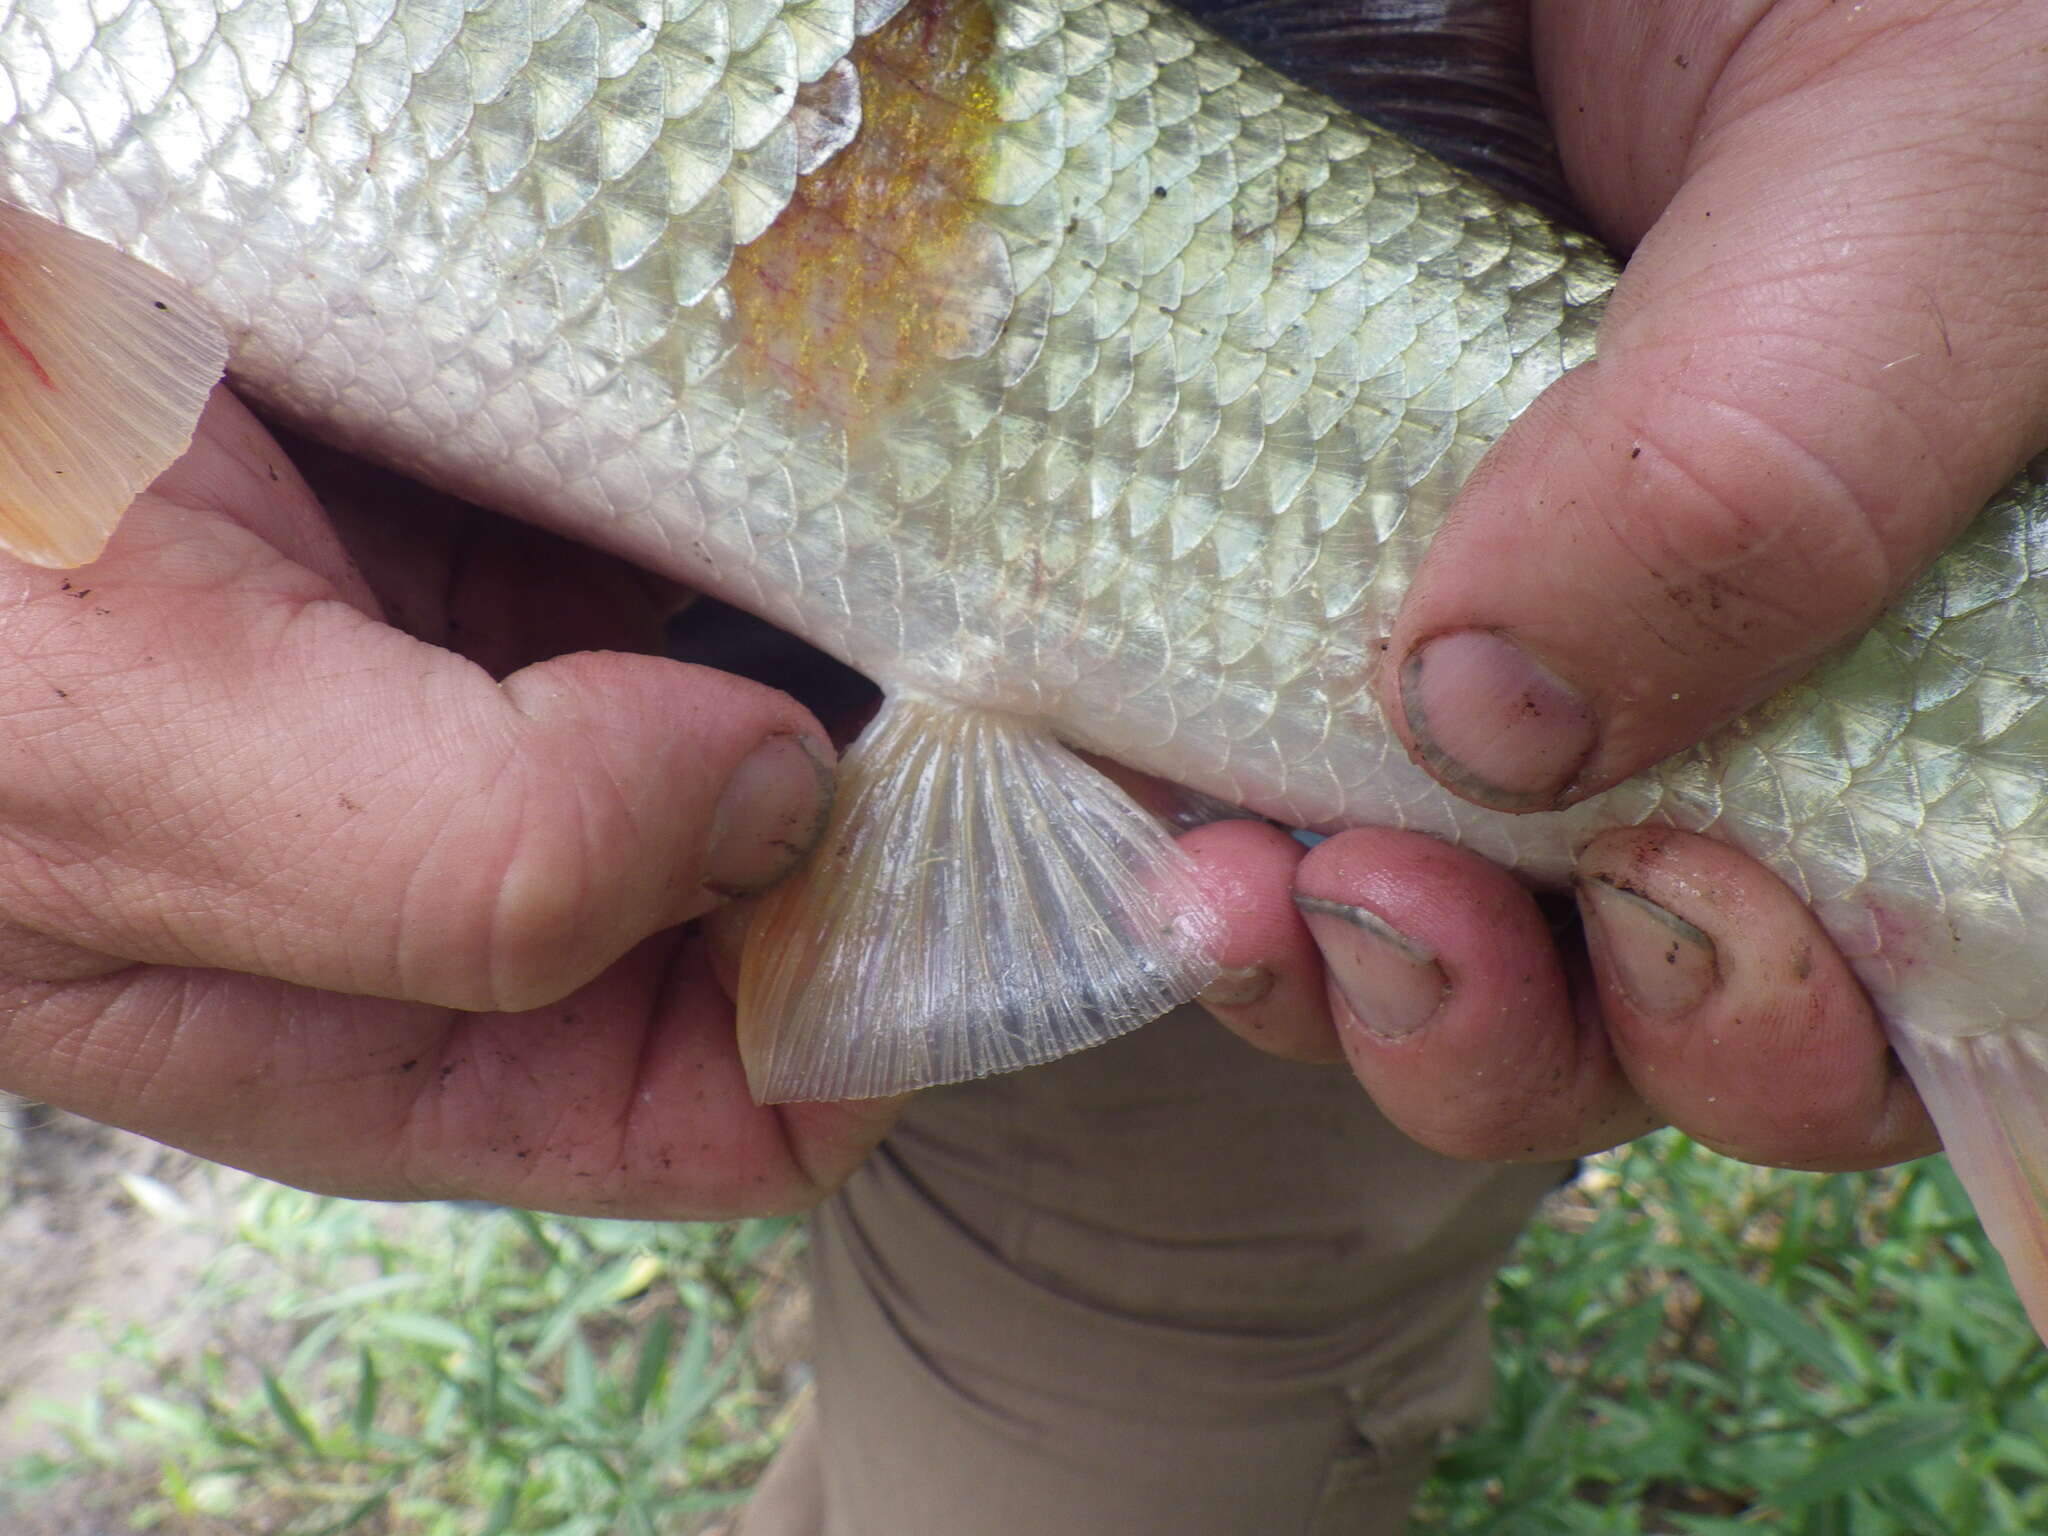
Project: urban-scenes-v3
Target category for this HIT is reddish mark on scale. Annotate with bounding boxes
[1862,894,1951,972]
[0,309,52,390]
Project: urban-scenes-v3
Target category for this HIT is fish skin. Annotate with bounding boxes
[5,0,2048,1315]
[0,0,1616,846]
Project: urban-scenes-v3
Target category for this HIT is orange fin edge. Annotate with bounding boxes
[0,205,227,567]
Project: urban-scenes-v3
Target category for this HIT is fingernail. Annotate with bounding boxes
[1294,896,1448,1039]
[1196,963,1276,1010]
[1576,875,1716,1017]
[1397,630,1597,810]
[703,733,835,897]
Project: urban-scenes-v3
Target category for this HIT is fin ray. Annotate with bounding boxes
[1891,1028,2048,1340]
[738,695,1223,1102]
[0,206,228,567]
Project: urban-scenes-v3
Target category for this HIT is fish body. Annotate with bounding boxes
[0,0,1605,835]
[3,0,2048,1325]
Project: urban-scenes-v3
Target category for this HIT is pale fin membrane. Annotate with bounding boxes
[0,206,227,567]
[738,694,1224,1102]
[1890,1029,2048,1341]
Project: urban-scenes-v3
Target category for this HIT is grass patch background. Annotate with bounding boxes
[2,1113,2042,1535]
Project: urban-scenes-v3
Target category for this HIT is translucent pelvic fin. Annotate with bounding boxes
[738,695,1223,1103]
[0,206,227,567]
[1891,1029,2048,1343]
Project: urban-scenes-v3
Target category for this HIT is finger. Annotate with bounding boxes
[0,921,132,981]
[704,897,753,1003]
[1576,827,1937,1170]
[1293,828,1654,1160]
[0,932,900,1216]
[0,402,834,1012]
[1174,818,1340,1063]
[1382,0,2048,810]
[711,808,1340,1062]
[147,388,378,610]
[1067,761,1343,1062]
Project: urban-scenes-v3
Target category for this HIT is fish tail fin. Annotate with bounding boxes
[737,695,1223,1103]
[0,205,227,566]
[1892,1029,2048,1342]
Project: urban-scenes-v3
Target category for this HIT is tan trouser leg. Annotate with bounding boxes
[742,1007,1564,1536]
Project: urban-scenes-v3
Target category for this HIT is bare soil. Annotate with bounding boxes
[0,1098,258,1533]
[0,1098,812,1535]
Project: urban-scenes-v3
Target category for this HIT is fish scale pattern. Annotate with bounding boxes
[1645,456,2048,1043]
[0,0,861,563]
[2,0,2048,1047]
[0,0,1608,839]
[700,0,1615,847]
[921,0,1612,825]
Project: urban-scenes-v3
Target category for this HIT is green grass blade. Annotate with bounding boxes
[1679,1260,1848,1380]
[477,1480,521,1536]
[370,1311,477,1357]
[296,1485,394,1536]
[288,1274,432,1318]
[630,1313,674,1416]
[349,1347,380,1442]
[1764,1406,1968,1512]
[260,1371,323,1458]
[562,1333,600,1420]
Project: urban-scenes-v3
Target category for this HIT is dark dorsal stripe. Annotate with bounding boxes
[1174,0,1583,229]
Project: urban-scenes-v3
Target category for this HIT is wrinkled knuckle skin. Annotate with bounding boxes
[472,843,614,1013]
[454,789,655,1015]
[0,921,130,982]
[377,862,566,1017]
[364,758,607,1013]
[1617,416,1899,670]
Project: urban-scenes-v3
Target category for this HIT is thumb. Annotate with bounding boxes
[1380,0,2048,810]
[0,391,840,1014]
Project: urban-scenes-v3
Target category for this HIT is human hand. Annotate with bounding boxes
[0,388,901,1216]
[1199,0,2048,1172]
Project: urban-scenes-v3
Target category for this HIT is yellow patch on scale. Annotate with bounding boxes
[728,0,1003,423]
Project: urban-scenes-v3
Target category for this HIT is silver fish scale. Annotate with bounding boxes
[0,0,836,556]
[1673,457,2048,1042]
[0,0,2044,1046]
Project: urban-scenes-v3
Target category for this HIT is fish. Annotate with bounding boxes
[1,0,2047,1337]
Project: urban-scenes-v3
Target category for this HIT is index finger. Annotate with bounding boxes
[1381,0,2048,810]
